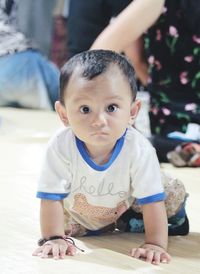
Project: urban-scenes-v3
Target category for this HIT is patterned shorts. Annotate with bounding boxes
[131,172,187,218]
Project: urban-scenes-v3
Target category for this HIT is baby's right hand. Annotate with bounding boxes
[130,243,171,265]
[32,238,76,259]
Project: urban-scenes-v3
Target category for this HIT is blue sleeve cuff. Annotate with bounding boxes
[136,192,166,205]
[36,192,69,200]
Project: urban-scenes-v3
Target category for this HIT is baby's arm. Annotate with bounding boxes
[33,200,76,259]
[130,201,171,264]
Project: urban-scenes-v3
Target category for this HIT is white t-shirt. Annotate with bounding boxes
[37,127,165,230]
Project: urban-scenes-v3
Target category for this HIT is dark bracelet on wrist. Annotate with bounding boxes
[38,235,85,252]
[38,236,64,246]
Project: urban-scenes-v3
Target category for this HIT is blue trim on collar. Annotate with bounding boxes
[75,130,127,171]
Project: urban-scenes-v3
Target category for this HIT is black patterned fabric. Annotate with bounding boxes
[145,0,200,137]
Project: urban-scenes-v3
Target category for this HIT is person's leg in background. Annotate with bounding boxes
[36,51,60,109]
[50,0,70,68]
[0,50,59,110]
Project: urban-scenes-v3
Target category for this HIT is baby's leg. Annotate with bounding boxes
[161,172,189,235]
[118,172,189,235]
[63,209,116,237]
[63,209,88,237]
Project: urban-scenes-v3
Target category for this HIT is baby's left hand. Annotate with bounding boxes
[130,243,171,265]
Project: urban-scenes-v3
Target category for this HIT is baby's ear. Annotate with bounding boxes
[55,101,69,126]
[129,99,141,125]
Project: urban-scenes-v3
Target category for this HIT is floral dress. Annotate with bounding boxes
[144,0,200,137]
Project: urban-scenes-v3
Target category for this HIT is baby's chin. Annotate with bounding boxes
[84,135,117,148]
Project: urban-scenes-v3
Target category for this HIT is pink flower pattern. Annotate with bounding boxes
[180,72,189,85]
[193,35,200,44]
[148,55,155,65]
[162,108,171,116]
[162,6,167,14]
[185,103,197,112]
[155,60,162,70]
[151,107,158,115]
[144,2,200,136]
[169,26,179,38]
[184,56,193,63]
[156,29,162,41]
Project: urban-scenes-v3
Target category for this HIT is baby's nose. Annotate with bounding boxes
[92,113,107,127]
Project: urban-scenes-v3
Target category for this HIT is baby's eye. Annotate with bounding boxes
[80,106,91,114]
[106,104,118,113]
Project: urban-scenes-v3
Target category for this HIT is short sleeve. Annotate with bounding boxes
[36,141,72,201]
[130,146,166,205]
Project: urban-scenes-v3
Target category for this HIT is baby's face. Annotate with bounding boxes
[63,65,137,151]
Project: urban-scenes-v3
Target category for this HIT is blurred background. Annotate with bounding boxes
[0,0,200,164]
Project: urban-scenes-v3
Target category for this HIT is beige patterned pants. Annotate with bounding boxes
[131,172,187,218]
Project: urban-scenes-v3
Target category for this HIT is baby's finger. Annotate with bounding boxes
[130,248,146,259]
[152,251,161,265]
[145,249,154,263]
[130,248,138,258]
[67,244,76,256]
[41,244,52,258]
[160,252,171,263]
[32,246,44,256]
[52,244,60,260]
[59,245,68,259]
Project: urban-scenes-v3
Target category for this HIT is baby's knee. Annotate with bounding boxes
[161,172,187,218]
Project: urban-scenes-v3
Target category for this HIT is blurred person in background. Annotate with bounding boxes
[0,0,59,110]
[50,0,70,68]
[67,0,132,58]
[92,0,200,162]
[17,0,56,57]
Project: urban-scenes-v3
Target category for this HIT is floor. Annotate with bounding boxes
[0,108,200,274]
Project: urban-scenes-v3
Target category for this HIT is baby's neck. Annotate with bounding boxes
[90,151,112,165]
[85,144,115,165]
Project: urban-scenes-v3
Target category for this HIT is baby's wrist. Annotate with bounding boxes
[141,243,167,251]
[38,235,66,246]
[37,235,85,252]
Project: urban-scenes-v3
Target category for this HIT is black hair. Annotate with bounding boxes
[60,50,137,105]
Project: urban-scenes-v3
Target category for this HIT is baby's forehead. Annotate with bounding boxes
[64,64,133,103]
[70,64,126,87]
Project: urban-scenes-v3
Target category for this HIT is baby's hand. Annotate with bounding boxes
[130,243,171,265]
[32,238,76,260]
